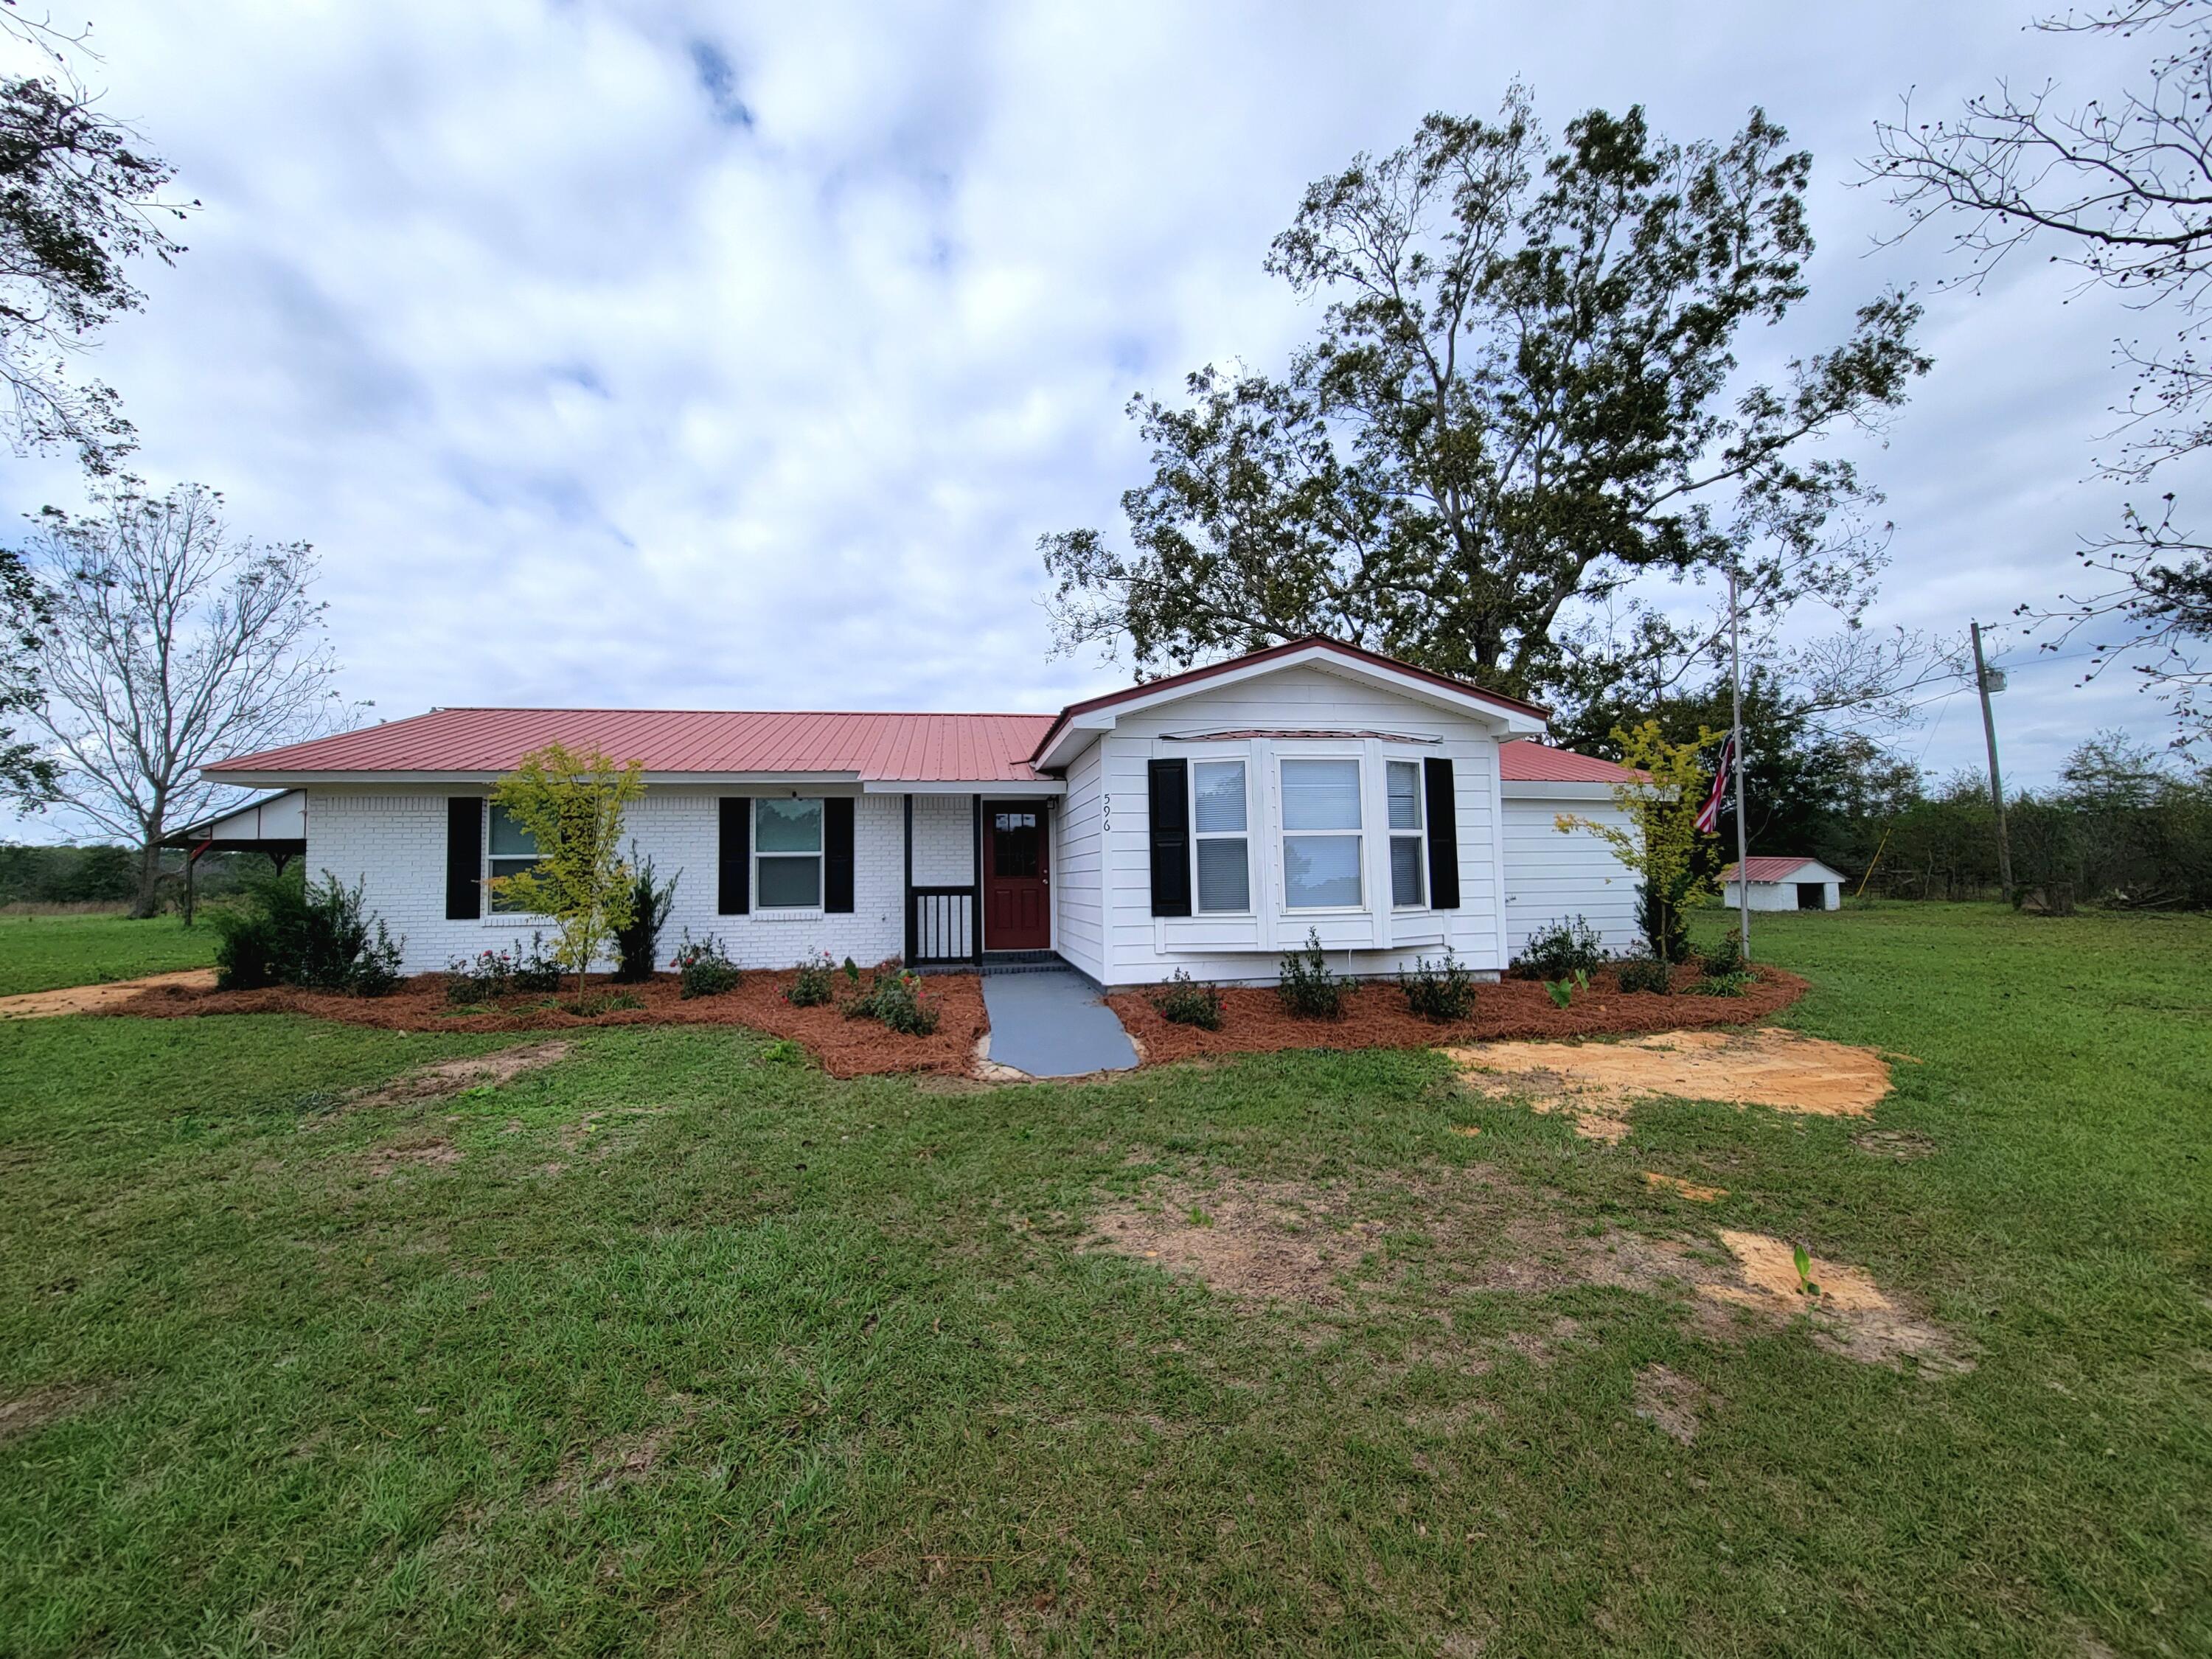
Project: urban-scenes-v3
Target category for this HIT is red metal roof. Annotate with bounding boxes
[206,708,1059,783]
[1498,740,1637,784]
[1724,856,1827,883]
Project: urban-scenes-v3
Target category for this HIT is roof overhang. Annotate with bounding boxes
[1029,639,1548,771]
[1500,779,1627,802]
[204,768,1064,795]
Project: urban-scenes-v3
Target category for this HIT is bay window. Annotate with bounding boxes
[1192,759,1250,913]
[755,798,823,908]
[1280,757,1363,908]
[1387,759,1426,907]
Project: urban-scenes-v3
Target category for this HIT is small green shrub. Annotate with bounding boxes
[1150,969,1225,1030]
[445,945,517,1005]
[842,956,860,983]
[1701,928,1747,979]
[1276,928,1343,1020]
[759,1037,807,1067]
[212,867,406,997]
[671,931,740,999]
[1514,916,1605,981]
[1543,967,1590,1009]
[1615,953,1674,995]
[1399,947,1477,1021]
[787,950,836,1007]
[612,854,678,984]
[560,990,645,1018]
[1688,970,1754,998]
[512,933,563,993]
[844,967,941,1035]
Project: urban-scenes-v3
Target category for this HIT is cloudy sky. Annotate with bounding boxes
[5,0,2196,815]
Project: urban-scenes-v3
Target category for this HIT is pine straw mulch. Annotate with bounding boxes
[104,968,988,1080]
[1107,964,1808,1066]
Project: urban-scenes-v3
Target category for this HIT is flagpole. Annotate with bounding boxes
[1728,560,1751,961]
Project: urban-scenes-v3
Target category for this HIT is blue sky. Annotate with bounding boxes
[4,0,2194,821]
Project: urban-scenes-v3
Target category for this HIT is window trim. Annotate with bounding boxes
[1386,757,1427,910]
[1189,756,1252,916]
[1277,752,1366,912]
[753,796,826,914]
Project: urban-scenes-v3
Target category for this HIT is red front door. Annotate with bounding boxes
[983,803,1050,950]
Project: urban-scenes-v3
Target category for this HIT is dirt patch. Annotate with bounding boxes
[365,1136,465,1177]
[0,1385,96,1443]
[1110,965,1806,1066]
[349,1040,575,1109]
[1632,1363,1714,1444]
[1855,1129,1938,1161]
[1445,1026,1891,1142]
[106,967,989,1079]
[530,1396,700,1507]
[0,968,216,1020]
[1643,1172,1727,1203]
[1703,1229,1969,1371]
[1082,1181,1377,1307]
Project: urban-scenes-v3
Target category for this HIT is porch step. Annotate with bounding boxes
[914,950,1068,978]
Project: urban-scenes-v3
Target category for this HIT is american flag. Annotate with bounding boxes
[1696,731,1736,835]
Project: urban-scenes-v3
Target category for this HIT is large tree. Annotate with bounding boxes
[0,15,189,474]
[0,544,53,801]
[21,479,347,916]
[1044,89,1928,702]
[1869,0,2212,745]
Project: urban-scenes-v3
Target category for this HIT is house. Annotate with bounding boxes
[202,636,1646,985]
[1722,855,1847,913]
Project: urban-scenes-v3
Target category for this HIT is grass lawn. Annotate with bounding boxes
[1,904,2206,1654]
[0,912,220,998]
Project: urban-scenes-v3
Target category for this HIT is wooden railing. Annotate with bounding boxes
[907,886,978,964]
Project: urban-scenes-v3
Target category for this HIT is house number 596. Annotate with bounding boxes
[1102,794,1111,833]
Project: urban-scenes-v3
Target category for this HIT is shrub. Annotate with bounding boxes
[1688,970,1754,998]
[1399,947,1476,1021]
[212,867,406,997]
[445,945,518,1005]
[1637,877,1694,964]
[1513,916,1605,981]
[512,932,563,993]
[670,931,739,999]
[1701,927,1746,979]
[1276,928,1343,1020]
[786,950,836,1007]
[1543,968,1590,1009]
[1615,952,1674,995]
[561,990,645,1017]
[1150,969,1225,1029]
[844,967,941,1036]
[612,855,678,984]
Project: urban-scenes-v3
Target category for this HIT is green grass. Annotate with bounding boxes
[1,905,2207,1654]
[0,912,220,997]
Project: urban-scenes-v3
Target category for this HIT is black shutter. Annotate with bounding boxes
[1147,757,1191,917]
[445,797,482,920]
[1424,757,1460,911]
[718,798,750,914]
[824,796,855,913]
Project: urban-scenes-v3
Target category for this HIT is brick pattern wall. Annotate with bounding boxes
[306,785,967,975]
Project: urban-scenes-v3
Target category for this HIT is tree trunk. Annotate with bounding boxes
[131,833,164,919]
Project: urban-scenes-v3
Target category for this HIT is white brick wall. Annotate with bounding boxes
[304,785,972,975]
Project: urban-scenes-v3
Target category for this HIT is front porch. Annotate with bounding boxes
[901,793,1053,968]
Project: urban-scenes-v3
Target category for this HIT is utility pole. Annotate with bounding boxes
[1728,563,1751,960]
[1969,620,2014,906]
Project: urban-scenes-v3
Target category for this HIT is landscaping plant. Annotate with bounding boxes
[1150,968,1225,1030]
[211,866,404,997]
[611,852,678,984]
[670,931,740,1000]
[1615,952,1674,995]
[512,932,563,993]
[844,967,940,1036]
[1276,928,1343,1020]
[1557,721,1720,963]
[1399,947,1476,1021]
[1543,967,1590,1009]
[487,743,647,997]
[444,945,518,1006]
[1512,916,1605,981]
[786,950,836,1007]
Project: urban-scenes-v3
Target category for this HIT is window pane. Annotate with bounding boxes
[1281,759,1361,830]
[1391,835,1425,906]
[756,798,822,852]
[1387,761,1422,831]
[487,804,537,856]
[992,814,1039,877]
[757,854,821,908]
[1193,761,1246,832]
[1196,837,1249,912]
[1283,835,1360,908]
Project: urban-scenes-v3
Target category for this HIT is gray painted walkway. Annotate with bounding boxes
[980,968,1138,1078]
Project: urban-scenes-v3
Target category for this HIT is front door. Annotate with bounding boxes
[984,802,1050,950]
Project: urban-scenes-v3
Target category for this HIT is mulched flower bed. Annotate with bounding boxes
[107,968,988,1080]
[1109,964,1809,1067]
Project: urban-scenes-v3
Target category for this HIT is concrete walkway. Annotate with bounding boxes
[979,968,1138,1078]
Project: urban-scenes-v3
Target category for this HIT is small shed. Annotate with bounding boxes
[1722,855,1846,913]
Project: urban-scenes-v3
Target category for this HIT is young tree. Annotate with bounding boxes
[1868,1,2212,745]
[488,745,645,997]
[0,17,192,473]
[1557,722,1722,962]
[21,479,347,916]
[1043,88,1927,703]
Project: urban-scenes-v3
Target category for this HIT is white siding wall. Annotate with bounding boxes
[305,785,970,975]
[1500,793,1642,959]
[1053,741,1105,982]
[1082,664,1510,987]
[1722,879,1840,913]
